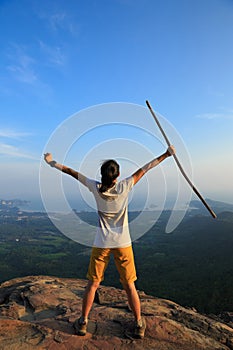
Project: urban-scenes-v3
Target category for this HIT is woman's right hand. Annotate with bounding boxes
[44,152,53,164]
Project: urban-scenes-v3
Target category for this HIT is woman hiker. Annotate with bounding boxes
[44,145,175,338]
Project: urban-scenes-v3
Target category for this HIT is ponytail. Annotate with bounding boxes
[99,160,120,193]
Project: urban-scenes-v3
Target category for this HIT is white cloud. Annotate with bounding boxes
[7,44,38,85]
[0,128,37,160]
[5,44,54,102]
[0,129,32,139]
[37,9,78,36]
[0,143,38,160]
[29,0,81,38]
[50,12,67,31]
[195,113,233,120]
[39,41,66,66]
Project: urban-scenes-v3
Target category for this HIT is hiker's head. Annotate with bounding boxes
[99,159,120,193]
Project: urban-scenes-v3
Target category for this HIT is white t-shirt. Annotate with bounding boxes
[78,174,134,248]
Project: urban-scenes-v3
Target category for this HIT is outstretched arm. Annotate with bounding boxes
[132,145,175,185]
[44,153,79,180]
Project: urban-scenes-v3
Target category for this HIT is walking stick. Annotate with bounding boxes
[146,100,217,219]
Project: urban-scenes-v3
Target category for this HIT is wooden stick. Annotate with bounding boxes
[146,100,217,219]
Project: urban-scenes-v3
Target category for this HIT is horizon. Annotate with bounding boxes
[2,195,233,213]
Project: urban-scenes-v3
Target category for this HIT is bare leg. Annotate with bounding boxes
[123,282,141,321]
[82,280,100,319]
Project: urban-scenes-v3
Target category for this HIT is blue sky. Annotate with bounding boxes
[1,0,233,211]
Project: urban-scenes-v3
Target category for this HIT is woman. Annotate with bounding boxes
[44,145,175,338]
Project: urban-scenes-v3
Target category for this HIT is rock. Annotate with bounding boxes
[0,275,232,349]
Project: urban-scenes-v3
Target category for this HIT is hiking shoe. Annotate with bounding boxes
[134,317,146,339]
[74,317,88,336]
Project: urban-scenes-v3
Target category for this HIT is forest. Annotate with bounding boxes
[0,201,233,315]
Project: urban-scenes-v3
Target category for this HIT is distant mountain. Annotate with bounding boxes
[217,211,233,222]
[0,199,29,210]
[189,198,233,215]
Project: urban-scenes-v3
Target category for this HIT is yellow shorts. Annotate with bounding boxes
[86,245,137,285]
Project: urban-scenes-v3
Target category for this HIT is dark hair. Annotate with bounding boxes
[99,159,120,193]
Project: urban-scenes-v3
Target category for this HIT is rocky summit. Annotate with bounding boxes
[0,276,232,350]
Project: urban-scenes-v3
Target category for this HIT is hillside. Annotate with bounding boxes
[0,275,233,350]
[132,210,233,314]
